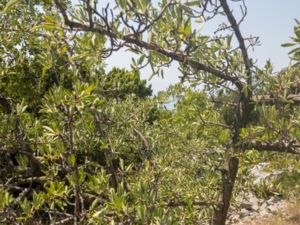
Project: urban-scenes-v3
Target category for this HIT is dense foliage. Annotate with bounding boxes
[0,0,300,225]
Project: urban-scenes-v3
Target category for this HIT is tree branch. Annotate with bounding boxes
[220,0,252,89]
[0,146,44,177]
[166,199,213,208]
[133,127,152,157]
[53,0,243,90]
[252,94,300,105]
[243,140,300,154]
[198,113,230,129]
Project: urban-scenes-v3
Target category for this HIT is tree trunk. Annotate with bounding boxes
[211,154,239,225]
[211,96,252,224]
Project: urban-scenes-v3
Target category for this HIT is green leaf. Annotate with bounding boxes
[1,0,21,14]
[32,23,62,31]
[84,84,96,95]
[281,43,296,47]
[226,35,233,48]
[116,0,127,10]
[289,47,300,55]
[44,15,56,24]
[68,154,76,167]
[20,198,31,216]
[185,0,199,6]
[43,126,56,134]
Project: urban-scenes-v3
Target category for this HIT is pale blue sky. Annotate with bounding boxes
[103,0,300,93]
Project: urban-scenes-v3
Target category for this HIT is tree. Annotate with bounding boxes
[99,68,152,99]
[48,0,300,224]
[1,1,158,224]
[1,0,300,224]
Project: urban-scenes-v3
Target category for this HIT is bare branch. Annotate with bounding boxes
[253,94,300,105]
[52,217,73,225]
[133,127,152,157]
[198,113,230,129]
[166,199,213,208]
[219,0,252,89]
[243,140,300,154]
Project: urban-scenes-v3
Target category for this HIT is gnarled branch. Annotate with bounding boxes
[243,140,300,154]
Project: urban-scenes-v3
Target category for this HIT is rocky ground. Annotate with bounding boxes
[232,200,300,225]
[228,163,300,225]
[229,193,290,224]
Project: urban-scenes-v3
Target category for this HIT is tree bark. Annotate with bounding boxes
[211,95,252,225]
[211,154,239,225]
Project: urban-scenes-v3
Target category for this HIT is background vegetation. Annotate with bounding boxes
[0,0,299,225]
